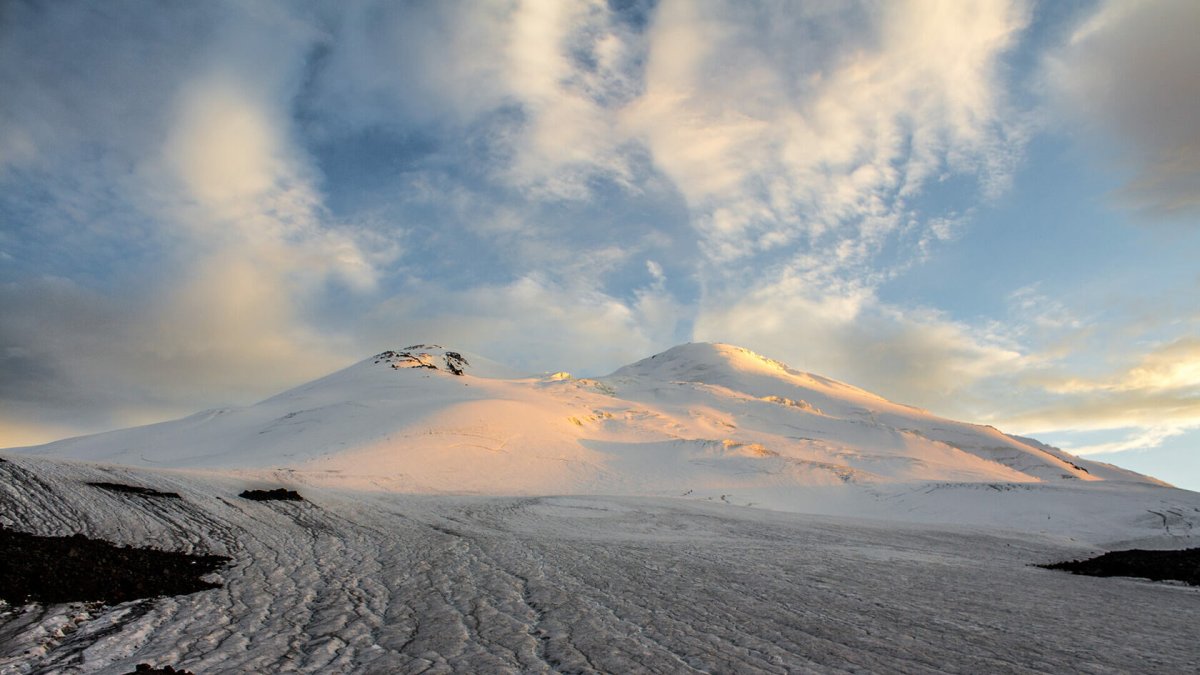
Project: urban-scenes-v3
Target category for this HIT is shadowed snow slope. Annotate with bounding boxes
[10,343,1190,531]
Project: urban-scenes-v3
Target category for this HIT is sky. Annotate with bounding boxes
[2,0,1198,489]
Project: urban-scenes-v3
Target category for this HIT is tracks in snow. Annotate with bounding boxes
[1,456,1199,673]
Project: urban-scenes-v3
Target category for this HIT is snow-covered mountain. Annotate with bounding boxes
[13,343,1167,500]
[4,343,1199,673]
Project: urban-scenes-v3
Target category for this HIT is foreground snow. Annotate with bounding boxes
[2,455,1198,674]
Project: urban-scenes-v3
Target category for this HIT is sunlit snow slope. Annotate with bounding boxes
[14,343,1165,504]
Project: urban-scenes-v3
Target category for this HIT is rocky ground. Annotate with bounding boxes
[0,527,228,606]
[1042,547,1200,586]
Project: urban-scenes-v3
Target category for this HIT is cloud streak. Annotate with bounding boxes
[1006,337,1200,437]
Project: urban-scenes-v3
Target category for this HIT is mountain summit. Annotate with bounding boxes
[18,342,1159,498]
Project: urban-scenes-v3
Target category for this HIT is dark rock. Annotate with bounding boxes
[374,347,469,375]
[0,526,230,605]
[127,664,195,675]
[443,351,469,376]
[1040,547,1200,586]
[87,482,181,499]
[238,488,304,502]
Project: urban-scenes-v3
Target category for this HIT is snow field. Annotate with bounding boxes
[2,455,1198,674]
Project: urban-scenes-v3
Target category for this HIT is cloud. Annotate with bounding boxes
[162,72,380,292]
[500,0,639,197]
[0,414,82,449]
[1004,337,1200,437]
[167,80,289,212]
[1123,338,1200,392]
[363,273,685,376]
[1007,387,1200,436]
[0,2,388,439]
[301,1,511,131]
[627,0,1029,264]
[0,3,211,173]
[1006,284,1084,333]
[302,0,650,200]
[1045,0,1200,217]
[0,274,353,437]
[1066,426,1194,457]
[1040,337,1200,396]
[694,277,1026,413]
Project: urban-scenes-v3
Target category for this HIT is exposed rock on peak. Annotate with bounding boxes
[374,347,471,376]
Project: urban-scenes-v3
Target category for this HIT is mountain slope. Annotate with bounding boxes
[602,344,1150,484]
[14,343,1165,501]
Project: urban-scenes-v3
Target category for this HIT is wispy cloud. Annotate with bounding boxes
[363,273,684,376]
[694,280,1028,412]
[1063,426,1194,457]
[1006,336,1200,435]
[628,0,1030,265]
[0,2,382,436]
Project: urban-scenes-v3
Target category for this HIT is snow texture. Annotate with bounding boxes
[1,455,1198,674]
